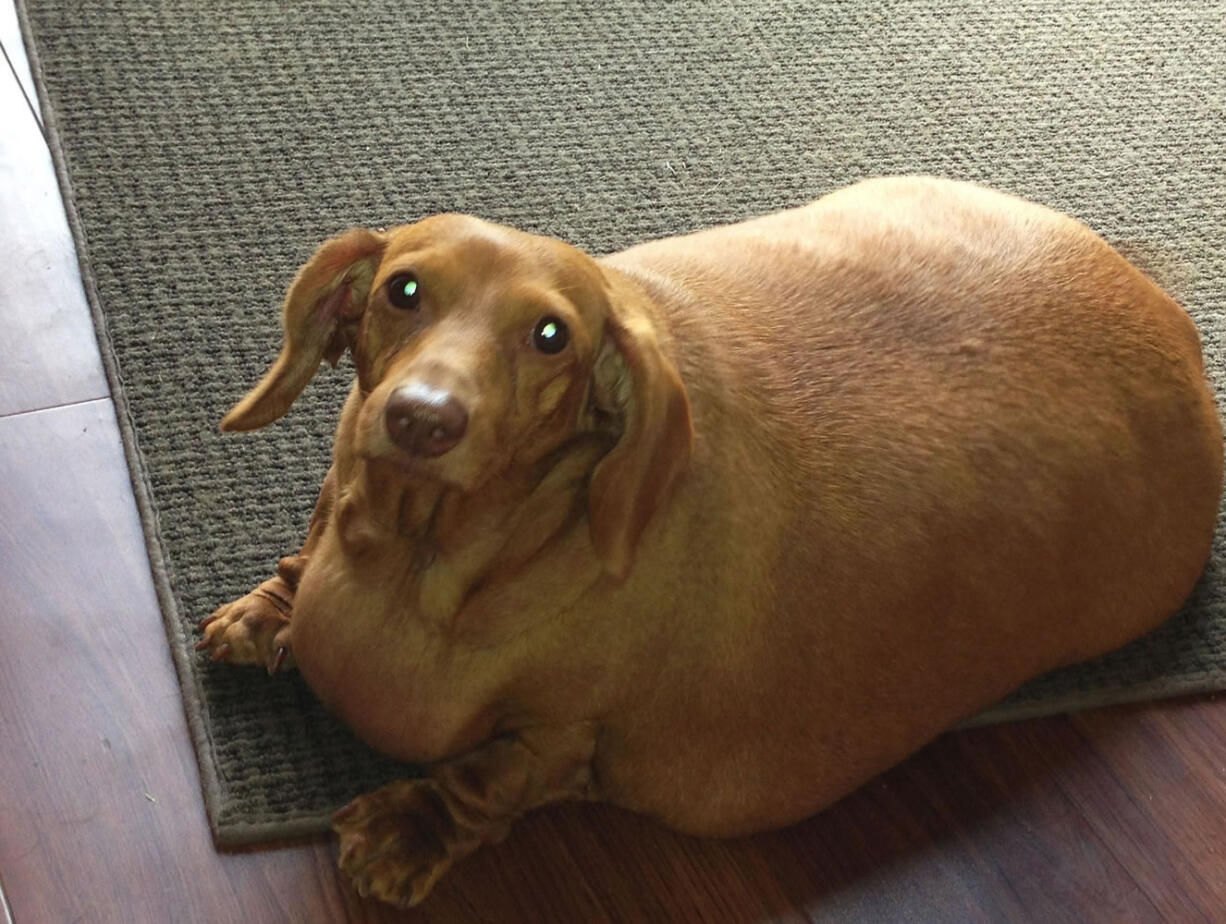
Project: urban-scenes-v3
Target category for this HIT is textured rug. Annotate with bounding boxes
[17,0,1224,845]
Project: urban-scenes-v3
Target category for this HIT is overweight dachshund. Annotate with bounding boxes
[200,176,1224,907]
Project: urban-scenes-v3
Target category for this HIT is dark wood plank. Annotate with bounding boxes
[1066,698,1226,918]
[0,2,107,417]
[0,400,352,924]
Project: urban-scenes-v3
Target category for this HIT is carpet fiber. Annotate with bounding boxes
[17,0,1225,844]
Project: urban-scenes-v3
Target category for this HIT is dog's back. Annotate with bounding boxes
[596,177,1223,835]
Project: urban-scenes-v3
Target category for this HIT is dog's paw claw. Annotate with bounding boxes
[337,832,367,869]
[267,646,289,676]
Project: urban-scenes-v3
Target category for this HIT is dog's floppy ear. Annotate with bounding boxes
[588,303,694,580]
[221,228,386,432]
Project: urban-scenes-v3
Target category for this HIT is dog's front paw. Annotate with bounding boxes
[332,780,469,908]
[196,577,294,674]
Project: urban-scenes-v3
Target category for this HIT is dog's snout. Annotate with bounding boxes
[384,384,469,457]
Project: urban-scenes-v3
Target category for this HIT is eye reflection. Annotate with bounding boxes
[532,316,570,354]
[387,273,421,310]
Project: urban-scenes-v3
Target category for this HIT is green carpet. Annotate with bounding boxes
[17,0,1224,844]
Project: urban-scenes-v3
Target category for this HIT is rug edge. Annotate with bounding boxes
[215,815,332,847]
[963,669,1226,729]
[13,0,235,848]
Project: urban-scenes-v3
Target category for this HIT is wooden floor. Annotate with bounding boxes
[3,7,1226,922]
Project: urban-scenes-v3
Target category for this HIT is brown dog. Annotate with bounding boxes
[200,176,1224,907]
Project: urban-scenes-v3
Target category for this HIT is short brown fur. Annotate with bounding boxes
[202,177,1224,908]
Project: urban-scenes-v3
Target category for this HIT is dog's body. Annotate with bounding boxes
[202,176,1223,906]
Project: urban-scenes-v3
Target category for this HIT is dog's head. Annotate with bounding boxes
[222,215,692,578]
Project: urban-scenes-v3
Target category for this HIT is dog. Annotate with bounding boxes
[199,176,1224,908]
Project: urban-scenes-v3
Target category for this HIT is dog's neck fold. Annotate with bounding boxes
[337,435,610,631]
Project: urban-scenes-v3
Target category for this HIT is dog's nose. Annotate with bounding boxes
[384,384,469,457]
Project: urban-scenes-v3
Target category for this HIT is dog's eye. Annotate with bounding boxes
[386,273,421,310]
[532,316,569,354]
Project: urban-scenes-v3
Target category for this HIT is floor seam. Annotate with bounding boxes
[0,863,14,924]
[0,394,110,420]
[0,34,45,142]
